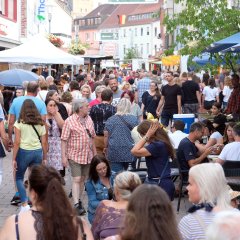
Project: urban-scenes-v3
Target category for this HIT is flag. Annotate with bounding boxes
[118,15,126,25]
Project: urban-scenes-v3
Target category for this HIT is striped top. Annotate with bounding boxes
[178,209,215,240]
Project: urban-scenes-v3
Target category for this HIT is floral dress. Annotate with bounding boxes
[46,118,63,170]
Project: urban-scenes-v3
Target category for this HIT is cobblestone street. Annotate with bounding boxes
[0,151,191,228]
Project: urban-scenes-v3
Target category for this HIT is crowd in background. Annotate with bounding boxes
[0,66,240,240]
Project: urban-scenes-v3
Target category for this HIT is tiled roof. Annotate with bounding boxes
[129,2,160,15]
[99,4,140,29]
[75,4,119,20]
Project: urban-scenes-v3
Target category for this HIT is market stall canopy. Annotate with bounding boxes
[0,35,84,65]
[161,55,180,66]
[221,43,240,53]
[149,60,162,65]
[204,32,240,53]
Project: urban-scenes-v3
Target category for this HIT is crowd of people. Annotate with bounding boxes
[0,67,240,240]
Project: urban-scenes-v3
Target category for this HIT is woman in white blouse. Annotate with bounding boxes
[202,78,219,110]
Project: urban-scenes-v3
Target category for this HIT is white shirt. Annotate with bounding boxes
[203,86,219,101]
[37,90,48,102]
[169,130,188,149]
[222,86,233,102]
[219,142,240,161]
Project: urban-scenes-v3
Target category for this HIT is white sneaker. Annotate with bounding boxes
[19,204,31,213]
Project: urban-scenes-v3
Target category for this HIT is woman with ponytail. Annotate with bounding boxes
[0,165,94,240]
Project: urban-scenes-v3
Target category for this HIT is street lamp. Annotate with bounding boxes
[48,12,52,34]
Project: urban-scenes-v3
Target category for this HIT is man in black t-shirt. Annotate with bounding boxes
[156,71,182,127]
[182,72,201,114]
[177,122,212,172]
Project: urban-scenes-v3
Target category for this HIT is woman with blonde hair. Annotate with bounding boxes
[222,76,233,109]
[80,84,92,102]
[179,163,233,240]
[92,171,141,240]
[104,98,138,173]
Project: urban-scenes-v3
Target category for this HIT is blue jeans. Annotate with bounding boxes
[16,148,43,203]
[110,162,129,173]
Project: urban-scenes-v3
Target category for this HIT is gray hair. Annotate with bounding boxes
[72,98,88,113]
[189,163,231,209]
[46,76,54,83]
[95,85,106,94]
[114,171,141,201]
[206,211,240,240]
[116,98,131,115]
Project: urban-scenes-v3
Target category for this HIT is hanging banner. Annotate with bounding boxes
[161,55,181,66]
[36,0,46,21]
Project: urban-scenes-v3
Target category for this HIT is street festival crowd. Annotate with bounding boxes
[0,67,240,240]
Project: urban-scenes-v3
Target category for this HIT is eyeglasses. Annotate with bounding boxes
[86,129,92,138]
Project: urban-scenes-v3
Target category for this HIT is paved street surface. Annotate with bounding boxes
[0,152,191,228]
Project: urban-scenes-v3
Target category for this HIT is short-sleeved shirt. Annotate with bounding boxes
[202,86,219,101]
[145,141,171,179]
[14,121,46,150]
[136,77,151,102]
[177,137,198,171]
[9,96,47,119]
[90,103,116,136]
[179,209,216,240]
[61,114,96,164]
[162,84,182,111]
[112,90,123,107]
[209,131,223,142]
[182,80,200,104]
[218,142,240,161]
[213,114,227,135]
[142,91,160,117]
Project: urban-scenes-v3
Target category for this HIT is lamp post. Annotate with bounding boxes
[48,12,52,34]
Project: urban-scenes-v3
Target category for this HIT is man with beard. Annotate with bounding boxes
[108,75,123,107]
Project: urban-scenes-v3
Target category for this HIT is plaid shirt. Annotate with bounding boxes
[61,113,96,164]
[226,86,240,114]
[137,77,151,102]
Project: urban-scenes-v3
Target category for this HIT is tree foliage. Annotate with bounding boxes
[164,0,240,71]
[124,48,141,63]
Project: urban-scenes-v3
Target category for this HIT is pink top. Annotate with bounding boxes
[89,99,101,107]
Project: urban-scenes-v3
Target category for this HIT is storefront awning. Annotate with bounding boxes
[149,60,162,65]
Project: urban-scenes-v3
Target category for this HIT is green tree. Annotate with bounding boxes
[164,0,240,71]
[124,48,141,63]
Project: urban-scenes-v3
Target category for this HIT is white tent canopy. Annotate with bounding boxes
[0,35,84,65]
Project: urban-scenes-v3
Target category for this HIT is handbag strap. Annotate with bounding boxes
[157,159,169,184]
[117,115,133,130]
[32,125,41,143]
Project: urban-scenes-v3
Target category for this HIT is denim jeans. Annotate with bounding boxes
[110,162,129,173]
[16,148,43,203]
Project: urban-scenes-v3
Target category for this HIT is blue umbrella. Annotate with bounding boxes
[204,32,240,53]
[221,43,240,53]
[0,69,39,87]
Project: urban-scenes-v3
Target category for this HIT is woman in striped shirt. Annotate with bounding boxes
[179,163,233,240]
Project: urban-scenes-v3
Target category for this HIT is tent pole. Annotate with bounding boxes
[71,64,73,81]
[48,65,51,76]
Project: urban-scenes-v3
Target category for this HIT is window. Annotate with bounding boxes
[0,0,17,21]
[135,28,137,36]
[141,28,143,36]
[140,44,143,55]
[123,45,126,54]
[123,29,126,37]
[154,44,157,53]
[147,43,149,54]
[155,27,157,37]
[86,33,90,41]
[90,18,94,25]
[147,27,149,35]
